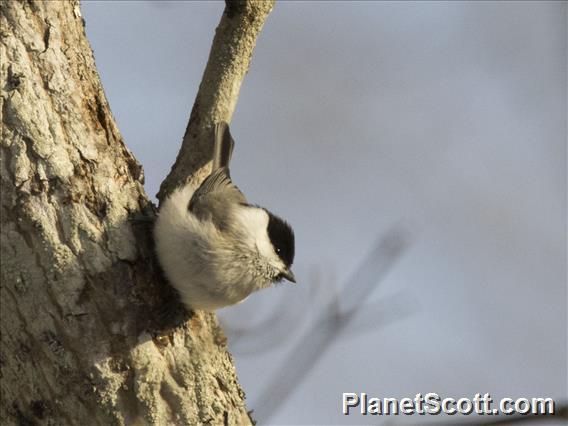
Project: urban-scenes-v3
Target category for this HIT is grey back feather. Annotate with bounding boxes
[189,123,247,230]
[213,122,235,170]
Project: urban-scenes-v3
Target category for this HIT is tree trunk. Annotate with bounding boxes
[1,1,272,424]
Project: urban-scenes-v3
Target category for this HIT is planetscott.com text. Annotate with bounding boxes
[342,392,555,417]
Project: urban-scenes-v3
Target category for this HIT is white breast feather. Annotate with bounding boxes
[154,184,280,311]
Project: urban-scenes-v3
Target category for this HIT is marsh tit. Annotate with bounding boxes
[154,122,296,311]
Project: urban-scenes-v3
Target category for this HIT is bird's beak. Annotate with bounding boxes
[282,269,296,283]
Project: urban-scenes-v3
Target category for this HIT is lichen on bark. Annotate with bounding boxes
[1,0,273,424]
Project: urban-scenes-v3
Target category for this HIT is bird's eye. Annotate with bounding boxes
[276,247,281,254]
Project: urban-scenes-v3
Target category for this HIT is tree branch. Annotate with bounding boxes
[1,0,274,423]
[157,0,275,202]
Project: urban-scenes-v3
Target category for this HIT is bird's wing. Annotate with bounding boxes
[188,167,247,230]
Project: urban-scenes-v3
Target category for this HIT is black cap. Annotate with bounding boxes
[266,211,295,268]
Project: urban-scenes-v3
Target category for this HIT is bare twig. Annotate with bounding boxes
[223,268,416,356]
[157,0,275,202]
[221,291,305,356]
[221,266,332,355]
[252,228,411,421]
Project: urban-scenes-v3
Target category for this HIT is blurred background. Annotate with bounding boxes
[82,1,566,424]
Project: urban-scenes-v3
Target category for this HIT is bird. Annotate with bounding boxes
[153,122,296,311]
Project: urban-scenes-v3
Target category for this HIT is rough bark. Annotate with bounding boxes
[0,0,272,424]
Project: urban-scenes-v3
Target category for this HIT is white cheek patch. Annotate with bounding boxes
[234,206,284,268]
[256,227,280,264]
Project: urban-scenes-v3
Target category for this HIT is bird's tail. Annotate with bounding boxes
[212,121,235,171]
